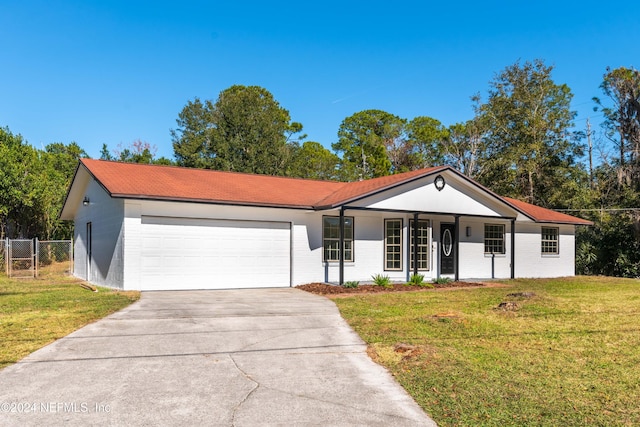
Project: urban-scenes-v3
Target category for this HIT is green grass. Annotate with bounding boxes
[0,269,139,370]
[333,276,640,426]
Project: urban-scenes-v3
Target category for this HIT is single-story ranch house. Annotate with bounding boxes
[60,159,592,291]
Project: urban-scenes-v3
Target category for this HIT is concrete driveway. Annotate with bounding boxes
[0,288,435,426]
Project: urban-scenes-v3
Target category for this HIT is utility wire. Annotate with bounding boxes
[555,208,640,212]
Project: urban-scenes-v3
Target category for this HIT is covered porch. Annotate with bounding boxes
[328,205,517,285]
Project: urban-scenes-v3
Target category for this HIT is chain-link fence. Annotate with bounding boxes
[2,239,72,278]
[37,240,73,277]
[8,239,35,278]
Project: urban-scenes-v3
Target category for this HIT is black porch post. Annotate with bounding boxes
[413,213,419,277]
[510,219,515,279]
[454,215,460,281]
[339,207,345,286]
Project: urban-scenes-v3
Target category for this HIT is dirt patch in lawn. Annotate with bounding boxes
[296,281,490,297]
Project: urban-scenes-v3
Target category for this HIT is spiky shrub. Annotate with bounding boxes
[343,281,359,288]
[433,277,452,285]
[407,273,424,285]
[371,273,392,288]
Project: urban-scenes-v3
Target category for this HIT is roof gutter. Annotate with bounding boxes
[107,193,316,211]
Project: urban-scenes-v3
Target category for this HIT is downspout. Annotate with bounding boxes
[339,206,345,286]
[454,215,460,281]
[413,213,419,277]
[510,219,516,279]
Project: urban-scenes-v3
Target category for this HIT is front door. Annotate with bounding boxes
[440,223,455,275]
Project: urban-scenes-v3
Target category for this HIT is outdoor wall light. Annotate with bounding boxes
[83,196,90,206]
[434,175,446,191]
[466,226,472,237]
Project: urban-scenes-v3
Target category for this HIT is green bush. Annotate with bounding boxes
[371,273,392,288]
[576,212,640,277]
[407,273,434,288]
[343,281,359,288]
[407,273,424,286]
[432,276,452,285]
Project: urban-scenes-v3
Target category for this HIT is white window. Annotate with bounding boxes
[409,219,430,270]
[323,216,354,262]
[384,219,403,270]
[484,224,505,254]
[541,227,559,254]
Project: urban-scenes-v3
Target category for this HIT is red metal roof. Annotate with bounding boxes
[80,159,447,209]
[80,159,344,209]
[78,159,592,224]
[503,197,593,225]
[315,167,446,208]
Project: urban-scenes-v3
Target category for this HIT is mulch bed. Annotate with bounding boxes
[296,281,485,296]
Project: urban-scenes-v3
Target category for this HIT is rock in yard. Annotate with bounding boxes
[394,343,417,353]
[496,301,519,311]
[506,292,536,298]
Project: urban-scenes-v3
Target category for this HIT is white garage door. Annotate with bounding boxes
[140,216,291,290]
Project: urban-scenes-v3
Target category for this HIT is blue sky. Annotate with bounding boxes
[1,1,639,160]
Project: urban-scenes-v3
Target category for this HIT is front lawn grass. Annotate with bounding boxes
[0,271,139,370]
[333,276,640,426]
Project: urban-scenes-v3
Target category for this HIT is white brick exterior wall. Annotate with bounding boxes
[514,223,575,277]
[73,177,124,288]
[69,169,578,290]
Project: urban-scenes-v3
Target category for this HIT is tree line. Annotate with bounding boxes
[1,59,639,276]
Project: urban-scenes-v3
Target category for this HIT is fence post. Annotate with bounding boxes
[34,237,39,278]
[9,238,12,277]
[70,237,74,276]
[3,238,7,276]
[7,238,12,278]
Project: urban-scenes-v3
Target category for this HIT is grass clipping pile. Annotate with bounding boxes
[297,281,484,296]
